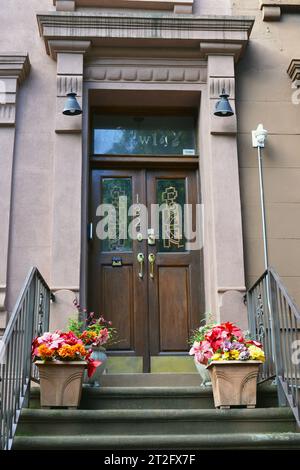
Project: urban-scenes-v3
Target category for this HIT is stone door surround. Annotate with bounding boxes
[37,10,254,326]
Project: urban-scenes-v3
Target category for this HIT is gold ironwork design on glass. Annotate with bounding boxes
[102,178,132,252]
[161,186,184,250]
[110,185,126,251]
[137,253,145,279]
[148,253,156,279]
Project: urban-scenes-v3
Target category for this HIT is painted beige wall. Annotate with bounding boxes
[0,1,246,327]
[232,0,300,306]
[0,0,55,310]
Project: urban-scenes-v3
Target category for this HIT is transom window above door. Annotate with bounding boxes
[92,113,197,156]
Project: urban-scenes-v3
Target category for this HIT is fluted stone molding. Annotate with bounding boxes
[260,1,300,21]
[0,54,30,325]
[53,0,194,13]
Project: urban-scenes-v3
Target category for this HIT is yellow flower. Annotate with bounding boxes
[212,353,222,361]
[248,345,265,362]
[222,352,230,360]
[230,349,240,360]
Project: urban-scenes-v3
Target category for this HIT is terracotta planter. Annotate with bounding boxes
[35,360,86,408]
[207,361,262,409]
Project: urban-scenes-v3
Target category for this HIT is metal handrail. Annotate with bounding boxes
[248,267,300,426]
[0,268,50,450]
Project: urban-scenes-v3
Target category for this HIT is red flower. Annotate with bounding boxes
[221,322,244,341]
[61,331,82,346]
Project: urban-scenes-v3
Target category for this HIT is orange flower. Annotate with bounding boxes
[73,343,87,357]
[58,343,86,360]
[37,344,54,360]
[58,344,77,360]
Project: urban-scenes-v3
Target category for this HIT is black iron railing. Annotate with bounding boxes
[0,268,50,450]
[248,267,300,426]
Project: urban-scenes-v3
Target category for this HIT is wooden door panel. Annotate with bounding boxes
[147,170,204,358]
[101,265,133,351]
[89,167,204,371]
[89,169,148,366]
[158,266,189,352]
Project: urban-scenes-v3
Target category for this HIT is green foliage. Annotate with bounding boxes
[68,318,84,337]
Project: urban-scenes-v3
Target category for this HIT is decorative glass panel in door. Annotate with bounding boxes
[93,114,197,156]
[101,177,133,252]
[156,179,186,253]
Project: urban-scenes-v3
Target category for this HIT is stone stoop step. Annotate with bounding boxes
[29,383,280,410]
[13,379,300,450]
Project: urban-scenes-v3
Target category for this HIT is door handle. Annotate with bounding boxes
[137,253,145,279]
[148,253,156,279]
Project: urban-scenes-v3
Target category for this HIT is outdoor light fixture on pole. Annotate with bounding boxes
[252,124,269,270]
[252,124,285,405]
[62,92,82,116]
[214,89,234,117]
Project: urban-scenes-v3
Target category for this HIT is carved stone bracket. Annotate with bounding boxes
[52,40,91,132]
[0,54,30,126]
[260,1,300,21]
[287,59,300,85]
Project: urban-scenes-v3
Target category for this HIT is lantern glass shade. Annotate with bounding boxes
[214,89,234,117]
[62,92,82,116]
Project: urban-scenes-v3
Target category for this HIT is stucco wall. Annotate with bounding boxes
[2,0,300,317]
[232,0,300,306]
[0,0,56,311]
[0,0,239,321]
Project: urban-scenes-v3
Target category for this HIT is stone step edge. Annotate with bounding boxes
[20,407,295,423]
[13,432,300,450]
[30,384,278,397]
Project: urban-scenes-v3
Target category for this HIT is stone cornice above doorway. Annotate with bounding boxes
[53,0,194,13]
[37,12,254,61]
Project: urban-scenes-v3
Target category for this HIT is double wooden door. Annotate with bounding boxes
[89,168,204,372]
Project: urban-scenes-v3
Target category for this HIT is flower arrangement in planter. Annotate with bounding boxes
[68,300,118,386]
[32,331,101,408]
[189,322,265,408]
[189,318,216,386]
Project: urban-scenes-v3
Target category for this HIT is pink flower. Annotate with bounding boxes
[37,332,65,350]
[189,340,214,365]
[98,328,109,346]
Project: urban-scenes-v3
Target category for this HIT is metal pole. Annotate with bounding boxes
[257,146,286,406]
[257,146,269,271]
